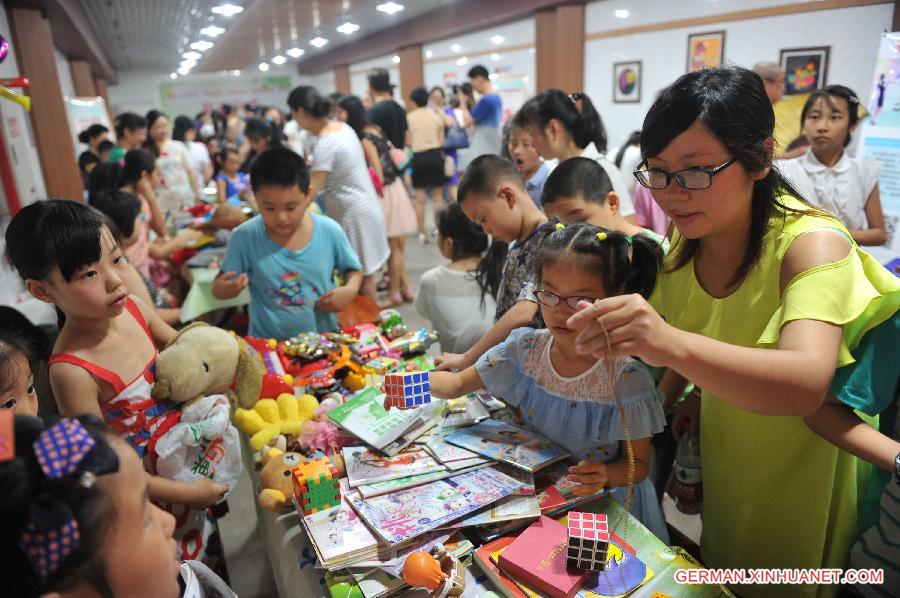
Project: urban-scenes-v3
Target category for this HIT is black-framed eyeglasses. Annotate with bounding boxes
[633,158,738,190]
[534,290,596,310]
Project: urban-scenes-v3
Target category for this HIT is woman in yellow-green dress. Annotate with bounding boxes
[568,66,900,598]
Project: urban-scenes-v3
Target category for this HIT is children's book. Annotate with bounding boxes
[343,445,445,487]
[302,490,384,570]
[444,455,493,471]
[473,536,529,598]
[444,419,570,473]
[442,393,491,427]
[346,466,524,545]
[422,433,481,463]
[328,387,436,455]
[498,516,589,598]
[447,494,541,528]
[356,461,492,498]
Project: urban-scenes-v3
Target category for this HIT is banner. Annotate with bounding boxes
[159,75,296,118]
[857,31,900,263]
[64,96,113,160]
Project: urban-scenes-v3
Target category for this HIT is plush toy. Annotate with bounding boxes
[297,395,347,456]
[257,447,305,512]
[152,323,262,409]
[234,393,319,451]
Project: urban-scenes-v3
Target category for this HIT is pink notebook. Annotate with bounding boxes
[497,516,590,598]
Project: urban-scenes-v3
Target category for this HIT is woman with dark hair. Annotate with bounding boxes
[241,117,283,172]
[406,85,447,242]
[144,110,199,214]
[514,89,636,221]
[337,94,417,305]
[172,115,212,187]
[77,124,109,187]
[287,85,390,302]
[568,65,900,584]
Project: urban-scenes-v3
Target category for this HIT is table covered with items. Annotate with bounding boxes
[172,309,732,598]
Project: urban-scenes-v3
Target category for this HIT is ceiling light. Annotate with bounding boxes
[182,51,202,60]
[180,60,198,69]
[231,69,241,76]
[615,9,630,18]
[211,4,243,17]
[376,2,404,15]
[491,53,500,61]
[336,22,359,35]
[190,40,214,51]
[451,44,461,53]
[200,25,225,37]
[491,35,505,45]
[272,55,286,65]
[287,47,305,58]
[392,55,400,64]
[177,66,190,76]
[425,50,433,58]
[258,62,269,72]
[489,73,498,80]
[169,73,178,80]
[456,56,468,66]
[310,36,329,48]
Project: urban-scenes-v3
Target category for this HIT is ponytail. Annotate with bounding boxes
[287,86,332,119]
[513,89,608,153]
[623,233,663,298]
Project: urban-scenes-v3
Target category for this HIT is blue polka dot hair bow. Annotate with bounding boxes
[18,418,118,580]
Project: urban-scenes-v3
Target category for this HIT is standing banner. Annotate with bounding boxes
[64,96,114,162]
[857,32,900,265]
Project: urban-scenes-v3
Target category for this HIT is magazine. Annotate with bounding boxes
[356,461,492,498]
[346,466,524,545]
[444,419,570,473]
[328,387,435,455]
[447,494,541,528]
[301,492,383,570]
[343,446,445,488]
[422,434,481,463]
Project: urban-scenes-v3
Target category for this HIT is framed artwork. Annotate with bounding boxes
[613,61,641,103]
[779,46,829,95]
[687,31,725,72]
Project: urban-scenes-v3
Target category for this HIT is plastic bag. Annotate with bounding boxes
[155,394,243,497]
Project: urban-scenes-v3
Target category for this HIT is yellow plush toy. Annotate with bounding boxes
[234,393,319,451]
[257,448,304,512]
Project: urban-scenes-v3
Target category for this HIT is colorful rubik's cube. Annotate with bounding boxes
[566,512,610,571]
[291,456,341,515]
[384,371,432,409]
[365,356,398,375]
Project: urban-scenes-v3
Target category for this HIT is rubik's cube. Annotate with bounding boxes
[384,371,432,409]
[567,512,610,571]
[291,456,340,515]
[365,356,398,375]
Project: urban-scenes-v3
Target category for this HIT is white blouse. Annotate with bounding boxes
[778,149,880,231]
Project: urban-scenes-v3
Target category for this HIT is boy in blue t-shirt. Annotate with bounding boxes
[213,147,362,339]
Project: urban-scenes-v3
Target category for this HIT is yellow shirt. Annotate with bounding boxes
[406,108,444,153]
[651,197,900,597]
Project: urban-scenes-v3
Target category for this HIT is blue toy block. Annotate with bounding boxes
[384,371,432,410]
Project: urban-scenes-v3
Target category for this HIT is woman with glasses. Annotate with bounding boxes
[568,66,899,592]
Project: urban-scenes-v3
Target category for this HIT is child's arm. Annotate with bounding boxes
[849,186,888,246]
[362,138,383,183]
[429,366,485,399]
[50,364,104,417]
[212,271,249,299]
[148,228,204,260]
[804,396,900,472]
[131,295,178,346]
[567,437,652,497]
[216,178,228,204]
[306,170,327,204]
[317,270,362,313]
[136,180,167,237]
[148,473,229,509]
[435,300,538,371]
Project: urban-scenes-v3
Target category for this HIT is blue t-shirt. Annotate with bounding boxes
[470,94,502,127]
[220,214,361,339]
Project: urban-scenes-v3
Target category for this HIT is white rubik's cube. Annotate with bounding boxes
[567,511,610,571]
[384,371,432,409]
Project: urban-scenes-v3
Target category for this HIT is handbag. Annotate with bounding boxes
[443,123,469,151]
[368,167,384,197]
[443,153,456,179]
[389,144,410,170]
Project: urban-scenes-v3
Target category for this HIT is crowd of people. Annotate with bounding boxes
[1,56,898,598]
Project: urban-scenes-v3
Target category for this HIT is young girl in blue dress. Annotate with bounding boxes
[429,222,669,541]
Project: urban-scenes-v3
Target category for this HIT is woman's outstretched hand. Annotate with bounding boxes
[566,295,677,367]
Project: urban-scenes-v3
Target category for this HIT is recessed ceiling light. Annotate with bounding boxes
[177,66,190,75]
[490,53,500,62]
[190,40,214,51]
[180,60,198,69]
[286,47,305,58]
[231,69,241,76]
[182,51,202,60]
[615,9,630,18]
[258,62,269,72]
[392,55,400,64]
[490,35,505,45]
[425,50,433,58]
[336,22,359,35]
[169,73,178,80]
[376,2,404,15]
[211,4,243,17]
[456,56,468,66]
[310,36,329,48]
[451,44,461,53]
[272,55,286,65]
[200,25,225,37]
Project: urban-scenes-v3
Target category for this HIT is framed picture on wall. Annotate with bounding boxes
[686,31,725,72]
[613,61,641,103]
[779,46,829,95]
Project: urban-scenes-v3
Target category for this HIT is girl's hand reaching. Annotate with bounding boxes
[186,478,229,509]
[567,295,678,367]
[567,461,608,497]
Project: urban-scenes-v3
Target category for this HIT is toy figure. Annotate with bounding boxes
[402,544,466,597]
